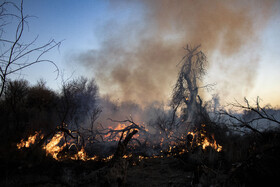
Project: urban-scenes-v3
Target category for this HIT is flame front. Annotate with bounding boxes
[43,132,66,160]
[198,137,222,152]
[71,147,98,161]
[18,131,100,161]
[189,131,222,152]
[17,131,42,149]
[17,122,222,162]
[105,123,128,141]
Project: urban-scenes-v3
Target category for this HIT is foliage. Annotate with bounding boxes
[0,77,100,147]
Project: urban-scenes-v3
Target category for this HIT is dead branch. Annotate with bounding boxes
[107,118,146,131]
[233,97,280,126]
[221,110,263,135]
[221,97,280,135]
[112,129,138,160]
[0,0,61,97]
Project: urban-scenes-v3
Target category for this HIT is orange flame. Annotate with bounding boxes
[200,137,222,152]
[17,130,100,161]
[188,131,222,152]
[70,147,97,161]
[17,131,43,149]
[17,122,222,162]
[105,123,128,141]
[43,132,66,160]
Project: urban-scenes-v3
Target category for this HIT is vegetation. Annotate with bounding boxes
[0,1,280,186]
[0,48,279,186]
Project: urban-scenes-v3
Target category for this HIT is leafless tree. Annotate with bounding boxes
[221,97,280,135]
[0,0,61,97]
[171,44,210,131]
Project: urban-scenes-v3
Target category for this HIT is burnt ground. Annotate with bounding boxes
[1,145,280,187]
[0,156,196,186]
[126,157,194,186]
[2,130,280,187]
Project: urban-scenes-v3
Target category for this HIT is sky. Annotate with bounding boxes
[5,0,280,108]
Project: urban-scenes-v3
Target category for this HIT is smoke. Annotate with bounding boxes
[76,0,277,106]
[95,96,168,131]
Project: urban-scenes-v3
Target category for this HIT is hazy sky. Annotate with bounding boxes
[7,0,280,107]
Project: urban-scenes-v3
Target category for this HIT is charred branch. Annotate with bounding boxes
[93,118,148,141]
[111,129,138,163]
[172,44,211,132]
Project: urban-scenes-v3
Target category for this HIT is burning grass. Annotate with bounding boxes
[16,122,222,162]
[8,118,280,186]
[17,131,43,149]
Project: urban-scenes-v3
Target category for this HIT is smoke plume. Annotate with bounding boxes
[76,0,277,106]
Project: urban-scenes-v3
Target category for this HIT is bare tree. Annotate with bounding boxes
[0,0,61,97]
[171,44,210,131]
[222,97,280,135]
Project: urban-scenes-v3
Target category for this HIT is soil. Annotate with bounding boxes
[126,157,194,186]
[1,144,280,186]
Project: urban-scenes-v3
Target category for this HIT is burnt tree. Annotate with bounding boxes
[172,44,210,132]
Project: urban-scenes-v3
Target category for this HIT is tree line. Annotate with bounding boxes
[0,77,100,148]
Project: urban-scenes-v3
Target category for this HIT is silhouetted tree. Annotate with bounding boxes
[222,97,280,135]
[3,79,29,131]
[58,76,100,130]
[0,0,61,97]
[26,80,59,133]
[171,44,210,131]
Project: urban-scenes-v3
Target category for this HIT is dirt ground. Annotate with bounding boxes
[1,144,280,186]
[126,157,194,186]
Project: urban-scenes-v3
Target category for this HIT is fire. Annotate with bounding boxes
[102,154,114,162]
[122,154,132,159]
[114,123,127,130]
[76,147,88,161]
[16,122,222,162]
[42,131,100,161]
[71,147,97,161]
[17,130,104,161]
[198,137,222,152]
[104,123,128,141]
[187,131,195,136]
[188,131,222,152]
[43,132,66,160]
[17,131,43,149]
